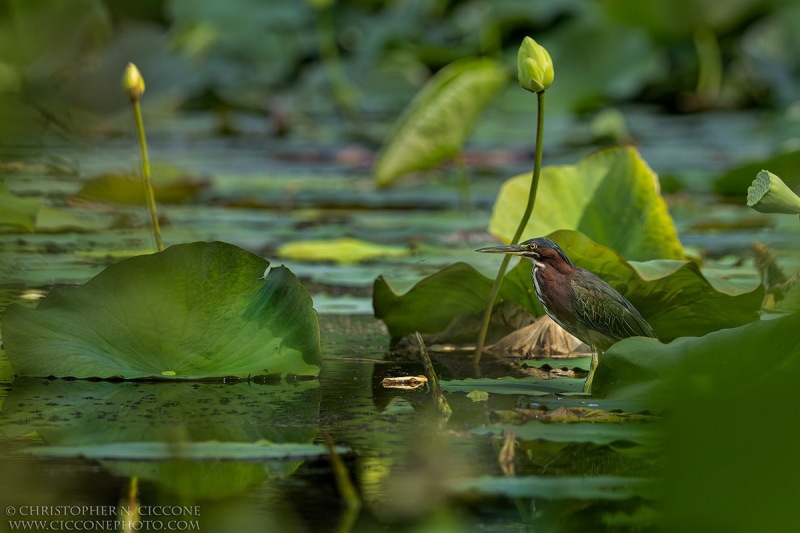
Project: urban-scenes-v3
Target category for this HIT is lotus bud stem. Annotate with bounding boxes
[122,62,163,251]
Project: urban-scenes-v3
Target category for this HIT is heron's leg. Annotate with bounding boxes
[582,351,600,394]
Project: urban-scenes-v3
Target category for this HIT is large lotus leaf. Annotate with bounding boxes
[373,260,539,339]
[548,230,763,342]
[593,311,800,403]
[373,229,761,343]
[0,182,39,233]
[488,146,685,261]
[1,241,321,378]
[374,58,507,187]
[591,311,800,530]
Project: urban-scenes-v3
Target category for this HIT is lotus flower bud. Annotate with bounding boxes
[517,36,554,93]
[122,62,145,102]
[747,170,800,216]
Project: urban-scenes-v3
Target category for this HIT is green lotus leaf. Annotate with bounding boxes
[592,311,800,529]
[1,241,321,379]
[373,229,761,344]
[0,182,40,233]
[488,146,685,261]
[548,230,763,342]
[374,57,507,187]
[593,310,800,403]
[373,260,539,340]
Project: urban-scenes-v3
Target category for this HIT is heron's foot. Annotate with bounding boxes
[582,352,600,394]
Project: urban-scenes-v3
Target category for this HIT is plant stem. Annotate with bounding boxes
[131,99,163,252]
[473,90,546,364]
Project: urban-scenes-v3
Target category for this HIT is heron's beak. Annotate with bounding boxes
[476,244,528,255]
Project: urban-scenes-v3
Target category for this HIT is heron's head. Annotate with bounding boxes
[476,237,574,268]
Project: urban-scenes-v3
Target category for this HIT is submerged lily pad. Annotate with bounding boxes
[74,165,210,205]
[489,146,685,261]
[28,442,348,461]
[1,378,321,499]
[1,241,321,379]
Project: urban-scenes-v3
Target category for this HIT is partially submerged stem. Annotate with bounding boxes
[119,477,140,532]
[473,90,546,363]
[416,332,452,425]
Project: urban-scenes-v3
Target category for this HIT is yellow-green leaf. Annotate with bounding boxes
[374,58,507,187]
[488,146,684,261]
[277,237,408,264]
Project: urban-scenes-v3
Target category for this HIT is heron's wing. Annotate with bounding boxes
[571,275,656,341]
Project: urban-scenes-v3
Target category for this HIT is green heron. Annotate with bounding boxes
[477,237,657,392]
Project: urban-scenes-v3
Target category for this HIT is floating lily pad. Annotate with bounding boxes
[277,237,409,264]
[441,376,583,396]
[447,475,656,500]
[1,241,321,379]
[488,146,685,261]
[74,165,210,205]
[473,420,662,446]
[28,442,349,461]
